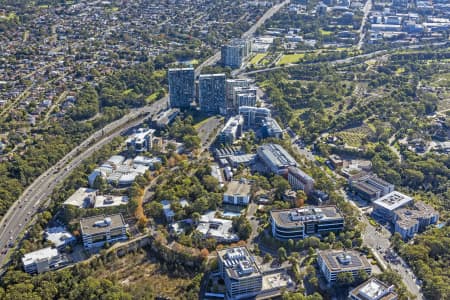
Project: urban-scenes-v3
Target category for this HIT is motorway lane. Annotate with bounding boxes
[0,0,290,268]
[0,97,168,266]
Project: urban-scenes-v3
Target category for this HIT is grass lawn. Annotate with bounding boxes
[250,53,267,65]
[146,91,162,103]
[152,69,167,80]
[277,53,305,65]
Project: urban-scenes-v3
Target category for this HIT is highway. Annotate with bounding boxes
[0,0,289,270]
[357,0,372,50]
[0,97,168,268]
[238,42,449,76]
[195,0,290,77]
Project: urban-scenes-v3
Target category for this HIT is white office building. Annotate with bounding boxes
[80,214,128,249]
[318,250,372,283]
[349,278,398,300]
[218,247,263,300]
[223,180,252,206]
[22,247,66,274]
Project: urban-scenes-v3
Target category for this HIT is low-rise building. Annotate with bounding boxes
[394,201,439,240]
[372,191,413,222]
[80,214,128,249]
[197,211,239,243]
[63,187,129,208]
[161,200,175,222]
[349,278,398,300]
[257,143,298,175]
[317,249,372,283]
[22,247,66,274]
[349,172,394,201]
[270,206,344,241]
[261,117,283,139]
[287,166,315,195]
[223,179,252,206]
[239,106,271,128]
[218,247,263,300]
[219,115,244,145]
[44,227,76,250]
[125,128,155,153]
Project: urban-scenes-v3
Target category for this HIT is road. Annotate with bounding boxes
[341,192,423,299]
[195,0,290,77]
[0,97,168,268]
[357,0,372,50]
[0,0,289,270]
[238,42,449,76]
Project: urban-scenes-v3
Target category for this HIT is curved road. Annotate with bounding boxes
[0,0,290,270]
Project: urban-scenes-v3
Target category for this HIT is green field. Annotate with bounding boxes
[250,53,267,65]
[277,53,305,65]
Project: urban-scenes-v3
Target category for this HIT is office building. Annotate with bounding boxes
[239,106,271,128]
[221,39,251,69]
[44,227,76,250]
[257,143,298,175]
[87,155,150,188]
[317,250,372,283]
[80,214,127,249]
[197,211,239,243]
[235,87,257,108]
[219,115,244,145]
[349,173,394,201]
[270,206,344,241]
[349,278,398,300]
[22,247,66,274]
[226,79,250,109]
[394,201,439,240]
[223,179,252,206]
[261,117,283,139]
[168,68,195,108]
[126,128,155,153]
[199,74,227,115]
[372,191,413,223]
[218,247,263,300]
[287,166,315,195]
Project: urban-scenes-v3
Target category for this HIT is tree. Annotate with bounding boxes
[357,269,369,283]
[278,247,288,262]
[273,175,290,200]
[263,253,273,263]
[145,201,163,219]
[336,272,354,286]
[327,232,336,244]
[232,215,252,240]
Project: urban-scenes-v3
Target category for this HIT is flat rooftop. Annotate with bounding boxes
[197,211,238,242]
[94,195,129,208]
[288,166,314,183]
[22,247,59,265]
[271,206,343,228]
[319,250,371,272]
[373,191,413,211]
[168,67,194,72]
[257,143,298,168]
[349,278,398,300]
[218,246,262,279]
[64,187,97,208]
[80,214,126,236]
[225,180,251,196]
[262,272,292,292]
